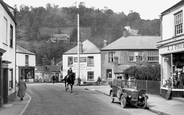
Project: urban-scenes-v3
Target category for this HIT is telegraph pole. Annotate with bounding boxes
[77,2,80,80]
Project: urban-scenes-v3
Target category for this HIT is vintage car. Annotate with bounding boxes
[109,79,148,108]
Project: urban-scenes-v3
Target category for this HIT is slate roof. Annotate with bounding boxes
[64,39,100,54]
[101,36,161,50]
[16,45,35,55]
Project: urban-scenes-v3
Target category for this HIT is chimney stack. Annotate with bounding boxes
[103,40,107,47]
[123,28,127,37]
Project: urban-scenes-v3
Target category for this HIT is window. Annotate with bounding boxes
[108,52,115,62]
[87,71,94,80]
[10,25,13,48]
[3,17,8,44]
[87,56,94,66]
[175,11,183,36]
[68,57,73,66]
[148,51,159,62]
[106,69,112,79]
[129,52,143,62]
[25,55,29,66]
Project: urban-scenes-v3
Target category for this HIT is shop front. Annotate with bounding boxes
[159,42,184,97]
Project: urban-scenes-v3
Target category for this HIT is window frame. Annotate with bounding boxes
[25,55,29,66]
[147,51,159,62]
[87,56,94,67]
[87,71,94,81]
[108,52,115,63]
[10,25,13,48]
[68,56,73,67]
[106,69,112,79]
[128,51,143,62]
[3,17,8,45]
[174,10,183,36]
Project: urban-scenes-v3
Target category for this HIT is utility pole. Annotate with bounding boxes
[77,2,80,80]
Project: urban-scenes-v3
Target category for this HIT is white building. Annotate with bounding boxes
[158,0,184,97]
[0,0,16,106]
[63,39,101,84]
[16,45,36,82]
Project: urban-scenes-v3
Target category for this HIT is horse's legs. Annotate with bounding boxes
[70,84,73,93]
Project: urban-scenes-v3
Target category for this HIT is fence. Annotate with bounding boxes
[109,79,161,95]
[136,80,160,95]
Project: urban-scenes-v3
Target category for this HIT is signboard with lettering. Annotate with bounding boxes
[74,57,87,63]
[159,43,184,54]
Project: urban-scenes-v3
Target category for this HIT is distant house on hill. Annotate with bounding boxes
[48,34,70,43]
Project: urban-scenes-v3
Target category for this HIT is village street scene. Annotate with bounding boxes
[1,0,184,115]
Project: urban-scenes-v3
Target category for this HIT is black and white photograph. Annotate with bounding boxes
[0,0,184,115]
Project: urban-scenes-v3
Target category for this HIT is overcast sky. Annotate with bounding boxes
[4,0,181,20]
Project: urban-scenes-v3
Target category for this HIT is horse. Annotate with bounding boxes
[64,72,75,93]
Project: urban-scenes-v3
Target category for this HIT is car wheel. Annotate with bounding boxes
[110,91,114,103]
[120,95,126,108]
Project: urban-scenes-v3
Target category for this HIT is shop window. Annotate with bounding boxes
[87,71,94,81]
[175,10,183,36]
[128,51,143,62]
[87,56,94,66]
[68,56,73,66]
[106,69,112,79]
[108,52,115,63]
[148,51,159,62]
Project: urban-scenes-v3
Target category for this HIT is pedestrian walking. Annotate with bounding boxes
[17,76,27,101]
[77,77,81,86]
[52,74,56,84]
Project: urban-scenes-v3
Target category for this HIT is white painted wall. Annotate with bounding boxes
[0,3,16,95]
[63,53,101,82]
[162,6,184,40]
[16,53,36,81]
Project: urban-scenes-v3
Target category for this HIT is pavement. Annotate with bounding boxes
[0,84,184,115]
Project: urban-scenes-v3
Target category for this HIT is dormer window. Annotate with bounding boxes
[174,11,183,36]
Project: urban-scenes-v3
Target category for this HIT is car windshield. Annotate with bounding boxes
[121,80,137,89]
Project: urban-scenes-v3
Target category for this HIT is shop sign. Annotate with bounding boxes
[74,57,86,63]
[159,43,184,54]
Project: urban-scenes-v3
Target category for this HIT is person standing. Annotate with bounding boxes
[17,76,27,101]
[52,74,56,84]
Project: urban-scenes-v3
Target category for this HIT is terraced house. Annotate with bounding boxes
[0,0,16,107]
[101,35,161,81]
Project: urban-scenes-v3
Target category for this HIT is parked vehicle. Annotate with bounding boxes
[109,79,148,109]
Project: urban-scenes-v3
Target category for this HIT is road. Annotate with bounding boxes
[23,83,156,115]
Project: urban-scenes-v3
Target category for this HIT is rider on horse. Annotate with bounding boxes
[67,67,73,78]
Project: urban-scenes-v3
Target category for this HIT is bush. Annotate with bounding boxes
[124,63,160,81]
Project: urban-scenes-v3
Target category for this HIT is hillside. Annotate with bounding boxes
[15,3,160,65]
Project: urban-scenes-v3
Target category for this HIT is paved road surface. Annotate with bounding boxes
[23,83,156,115]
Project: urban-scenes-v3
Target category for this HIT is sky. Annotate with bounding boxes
[4,0,182,20]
